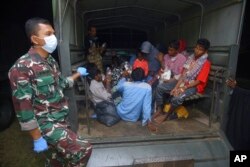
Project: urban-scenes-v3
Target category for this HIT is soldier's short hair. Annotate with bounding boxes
[25,17,51,39]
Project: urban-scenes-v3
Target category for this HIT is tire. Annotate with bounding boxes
[0,98,14,131]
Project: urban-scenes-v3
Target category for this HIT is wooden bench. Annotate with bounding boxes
[184,65,227,127]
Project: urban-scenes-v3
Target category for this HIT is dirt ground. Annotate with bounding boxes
[0,106,212,167]
[0,118,44,167]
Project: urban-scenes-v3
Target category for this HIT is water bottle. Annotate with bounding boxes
[124,61,132,74]
[106,67,112,92]
[106,67,112,76]
[124,61,129,70]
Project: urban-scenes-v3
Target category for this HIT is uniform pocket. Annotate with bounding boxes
[35,75,55,96]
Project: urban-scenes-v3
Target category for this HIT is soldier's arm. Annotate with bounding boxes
[52,57,80,88]
[58,73,80,89]
[71,72,81,81]
[8,66,39,133]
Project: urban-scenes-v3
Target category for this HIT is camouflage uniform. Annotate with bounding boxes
[8,48,92,167]
[87,46,103,73]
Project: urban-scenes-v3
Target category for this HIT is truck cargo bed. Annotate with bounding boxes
[77,107,218,142]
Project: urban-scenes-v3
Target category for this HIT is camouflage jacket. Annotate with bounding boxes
[8,48,73,131]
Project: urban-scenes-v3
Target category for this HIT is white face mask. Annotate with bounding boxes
[42,35,57,53]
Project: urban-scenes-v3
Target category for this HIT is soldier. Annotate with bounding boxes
[8,17,92,166]
[84,26,106,73]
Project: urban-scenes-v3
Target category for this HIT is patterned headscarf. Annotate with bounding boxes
[183,53,208,82]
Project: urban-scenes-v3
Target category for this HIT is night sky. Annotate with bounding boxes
[0,0,53,71]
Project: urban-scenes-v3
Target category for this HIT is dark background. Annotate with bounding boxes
[236,0,250,83]
[0,0,54,74]
[0,0,249,82]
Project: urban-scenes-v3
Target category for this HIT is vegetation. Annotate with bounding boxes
[0,118,44,167]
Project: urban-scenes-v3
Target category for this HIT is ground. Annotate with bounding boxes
[0,106,213,167]
[0,118,44,167]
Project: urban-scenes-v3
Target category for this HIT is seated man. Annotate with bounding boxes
[160,40,186,83]
[89,68,120,126]
[89,68,112,105]
[149,38,211,130]
[116,68,152,126]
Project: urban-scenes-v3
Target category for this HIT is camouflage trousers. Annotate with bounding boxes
[40,121,92,167]
[87,52,103,73]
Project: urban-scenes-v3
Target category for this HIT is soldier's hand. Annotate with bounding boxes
[33,137,48,153]
[77,67,89,76]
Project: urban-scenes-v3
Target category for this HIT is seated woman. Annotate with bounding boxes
[139,41,161,87]
[116,68,152,126]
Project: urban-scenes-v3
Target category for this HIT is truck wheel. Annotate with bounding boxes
[0,99,14,131]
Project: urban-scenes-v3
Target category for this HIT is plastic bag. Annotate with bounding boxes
[161,69,171,80]
[94,101,120,127]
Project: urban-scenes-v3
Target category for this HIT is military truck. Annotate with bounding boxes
[50,0,247,166]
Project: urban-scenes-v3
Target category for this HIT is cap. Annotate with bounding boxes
[140,41,152,54]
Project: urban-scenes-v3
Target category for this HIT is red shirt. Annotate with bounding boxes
[133,59,149,76]
[196,60,211,93]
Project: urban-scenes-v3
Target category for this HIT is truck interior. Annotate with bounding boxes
[50,0,246,166]
[51,0,244,135]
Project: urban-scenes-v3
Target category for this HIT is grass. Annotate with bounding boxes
[0,118,44,167]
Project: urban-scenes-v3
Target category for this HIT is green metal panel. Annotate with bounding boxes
[87,132,231,167]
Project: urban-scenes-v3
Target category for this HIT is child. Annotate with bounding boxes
[132,51,149,77]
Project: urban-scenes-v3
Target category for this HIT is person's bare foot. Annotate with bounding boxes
[147,121,158,132]
[152,106,163,119]
[153,113,167,124]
